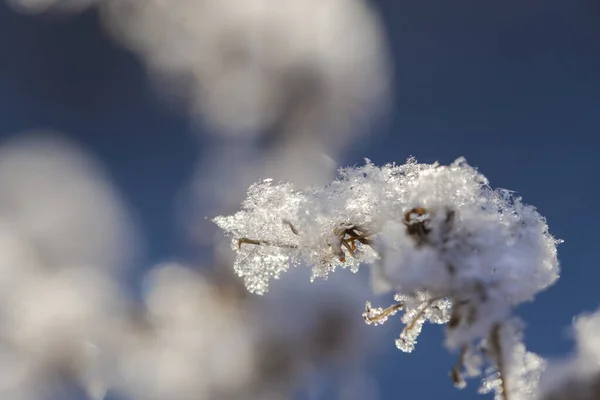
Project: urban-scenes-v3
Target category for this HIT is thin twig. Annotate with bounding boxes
[282,219,299,235]
[341,240,355,257]
[451,345,468,388]
[402,298,439,334]
[490,323,509,400]
[238,238,298,249]
[364,302,405,324]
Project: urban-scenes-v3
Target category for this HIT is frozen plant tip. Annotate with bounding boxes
[214,157,561,399]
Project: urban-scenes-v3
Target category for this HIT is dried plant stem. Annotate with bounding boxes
[451,345,468,388]
[490,323,509,400]
[341,240,356,256]
[239,222,376,263]
[402,298,439,334]
[238,238,298,249]
[282,219,299,235]
[364,302,405,324]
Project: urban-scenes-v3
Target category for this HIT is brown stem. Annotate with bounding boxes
[282,219,299,235]
[341,240,355,257]
[489,323,509,400]
[402,298,439,334]
[364,302,405,324]
[346,227,374,243]
[238,238,298,249]
[451,345,468,388]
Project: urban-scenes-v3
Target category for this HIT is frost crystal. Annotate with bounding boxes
[214,180,305,294]
[363,301,402,326]
[215,157,561,398]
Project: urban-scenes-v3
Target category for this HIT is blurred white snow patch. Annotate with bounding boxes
[101,0,390,140]
[0,132,139,270]
[0,267,122,400]
[6,0,96,14]
[257,265,380,357]
[246,266,382,399]
[0,132,139,399]
[113,263,257,400]
[539,308,600,400]
[0,226,42,299]
[7,0,391,191]
[10,0,391,142]
[3,267,121,358]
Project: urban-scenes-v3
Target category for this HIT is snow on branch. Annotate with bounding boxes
[214,157,562,399]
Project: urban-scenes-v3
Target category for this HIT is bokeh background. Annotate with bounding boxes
[1,1,599,399]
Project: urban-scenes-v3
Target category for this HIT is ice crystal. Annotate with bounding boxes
[363,292,452,353]
[214,180,305,294]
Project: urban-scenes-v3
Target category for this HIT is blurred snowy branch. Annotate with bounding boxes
[0,133,137,399]
[7,0,390,178]
[539,308,600,400]
[101,0,390,140]
[6,0,392,249]
[0,132,378,400]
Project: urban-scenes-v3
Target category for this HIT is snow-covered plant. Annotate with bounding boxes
[214,157,562,399]
[539,307,600,400]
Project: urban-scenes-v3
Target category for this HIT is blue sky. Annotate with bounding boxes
[1,1,599,399]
